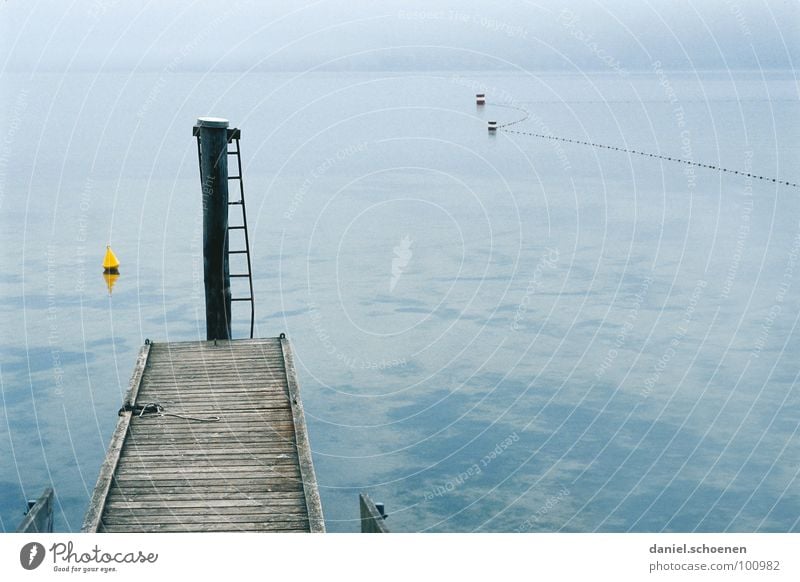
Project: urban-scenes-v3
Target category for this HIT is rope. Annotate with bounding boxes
[118,402,221,423]
[488,104,799,189]
[491,103,530,129]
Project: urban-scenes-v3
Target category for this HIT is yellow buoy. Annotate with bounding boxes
[103,272,119,295]
[102,245,120,274]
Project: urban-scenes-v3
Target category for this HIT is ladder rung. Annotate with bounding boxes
[231,297,252,302]
[227,150,239,155]
[229,200,243,205]
[228,175,241,180]
[228,226,246,230]
[231,274,250,278]
[228,250,249,254]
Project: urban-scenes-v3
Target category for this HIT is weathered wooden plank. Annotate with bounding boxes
[114,465,301,477]
[102,513,309,524]
[155,356,281,362]
[15,488,54,533]
[116,459,300,470]
[145,356,287,363]
[127,421,295,430]
[82,343,151,533]
[136,395,287,401]
[120,448,298,457]
[145,360,285,367]
[123,436,297,445]
[105,498,303,509]
[107,500,306,513]
[126,423,298,432]
[124,428,299,437]
[110,478,304,490]
[105,499,305,508]
[360,493,390,533]
[281,336,325,533]
[137,385,289,392]
[129,412,294,421]
[131,402,289,409]
[137,386,286,394]
[100,522,308,533]
[120,452,297,461]
[119,449,298,458]
[128,420,295,429]
[107,490,305,501]
[151,356,283,362]
[130,396,289,404]
[122,437,297,446]
[123,430,298,440]
[140,369,288,377]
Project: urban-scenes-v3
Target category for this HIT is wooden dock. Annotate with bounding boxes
[82,336,324,533]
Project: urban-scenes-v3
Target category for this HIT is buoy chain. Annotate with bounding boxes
[490,103,531,129]
[502,128,799,189]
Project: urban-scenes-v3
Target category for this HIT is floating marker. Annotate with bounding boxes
[488,121,497,132]
[102,245,120,274]
[476,93,486,105]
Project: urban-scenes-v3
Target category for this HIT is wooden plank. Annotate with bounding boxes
[82,342,151,533]
[281,336,325,533]
[124,410,293,419]
[104,498,302,509]
[359,493,390,533]
[15,488,54,533]
[136,387,289,394]
[137,386,286,393]
[123,429,298,439]
[120,447,298,457]
[119,448,297,455]
[122,437,297,446]
[106,491,305,501]
[128,418,295,427]
[145,355,287,362]
[140,368,288,376]
[116,459,300,469]
[100,522,308,533]
[124,426,299,435]
[117,460,298,468]
[138,383,289,390]
[102,513,309,524]
[114,466,301,477]
[126,422,298,432]
[124,435,297,443]
[132,392,289,400]
[110,478,304,490]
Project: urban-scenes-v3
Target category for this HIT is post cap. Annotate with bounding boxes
[196,117,229,128]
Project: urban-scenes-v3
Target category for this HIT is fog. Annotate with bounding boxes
[1,0,797,73]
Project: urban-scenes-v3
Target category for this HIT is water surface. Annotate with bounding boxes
[1,70,798,532]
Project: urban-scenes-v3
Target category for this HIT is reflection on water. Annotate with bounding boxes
[0,70,798,532]
[102,273,119,296]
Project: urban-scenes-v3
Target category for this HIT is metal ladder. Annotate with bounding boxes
[194,127,256,339]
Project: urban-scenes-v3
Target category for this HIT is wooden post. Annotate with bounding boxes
[359,493,390,533]
[197,117,231,340]
[16,488,54,533]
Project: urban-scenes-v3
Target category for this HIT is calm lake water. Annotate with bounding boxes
[1,70,798,532]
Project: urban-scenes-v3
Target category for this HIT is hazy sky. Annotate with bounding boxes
[1,0,798,72]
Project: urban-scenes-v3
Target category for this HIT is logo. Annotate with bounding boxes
[390,235,413,292]
[20,542,46,570]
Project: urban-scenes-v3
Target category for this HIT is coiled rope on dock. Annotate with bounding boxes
[118,402,221,423]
